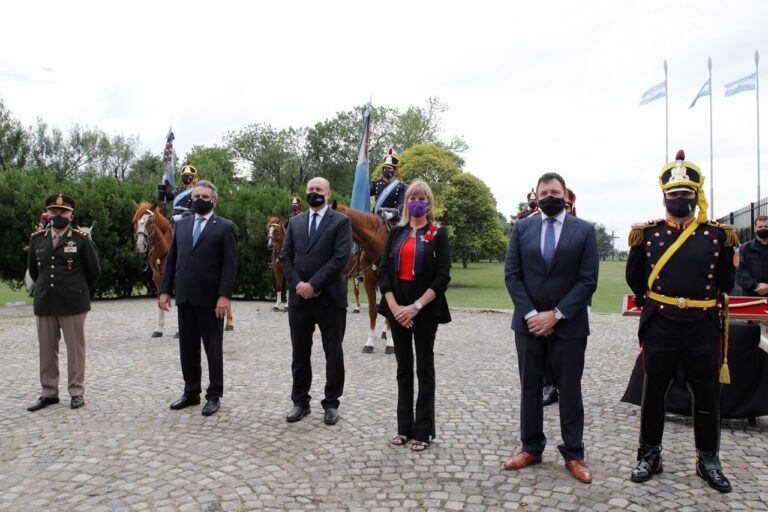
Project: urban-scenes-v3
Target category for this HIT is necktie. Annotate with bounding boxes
[543,218,556,267]
[192,217,205,247]
[309,213,318,242]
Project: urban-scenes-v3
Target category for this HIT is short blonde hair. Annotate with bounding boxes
[398,179,435,226]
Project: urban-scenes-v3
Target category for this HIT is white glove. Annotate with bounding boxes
[383,211,394,220]
[172,214,184,222]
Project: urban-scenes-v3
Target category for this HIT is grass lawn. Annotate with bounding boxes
[4,261,632,314]
[0,280,32,306]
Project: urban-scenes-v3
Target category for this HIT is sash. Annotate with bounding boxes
[374,180,401,214]
[646,219,700,290]
[173,189,193,209]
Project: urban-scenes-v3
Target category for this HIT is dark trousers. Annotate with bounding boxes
[639,313,722,453]
[515,332,586,460]
[288,302,346,409]
[177,303,224,400]
[389,312,438,443]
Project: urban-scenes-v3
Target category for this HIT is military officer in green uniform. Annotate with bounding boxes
[626,150,738,493]
[26,193,101,411]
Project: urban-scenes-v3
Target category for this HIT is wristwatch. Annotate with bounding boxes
[414,300,423,311]
[553,308,564,321]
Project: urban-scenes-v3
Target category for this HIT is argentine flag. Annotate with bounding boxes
[640,81,666,106]
[350,108,372,212]
[689,79,711,109]
[724,72,757,97]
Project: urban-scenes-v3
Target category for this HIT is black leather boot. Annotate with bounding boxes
[696,451,731,493]
[630,445,663,483]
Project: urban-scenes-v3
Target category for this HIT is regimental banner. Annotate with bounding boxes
[622,294,768,321]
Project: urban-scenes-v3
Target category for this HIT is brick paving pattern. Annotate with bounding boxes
[0,299,766,511]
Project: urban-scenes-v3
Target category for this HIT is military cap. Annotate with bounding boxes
[45,193,75,211]
[181,160,198,176]
[659,149,702,193]
[382,146,400,169]
[526,189,536,201]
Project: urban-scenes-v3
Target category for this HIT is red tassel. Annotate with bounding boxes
[676,149,685,161]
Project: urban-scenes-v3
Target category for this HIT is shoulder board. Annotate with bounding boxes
[73,228,90,238]
[707,221,739,247]
[628,219,662,246]
[30,228,46,239]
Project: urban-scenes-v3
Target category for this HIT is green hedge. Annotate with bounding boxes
[0,168,293,299]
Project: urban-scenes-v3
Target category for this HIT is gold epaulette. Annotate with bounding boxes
[30,228,46,239]
[706,220,739,247]
[628,219,661,247]
[73,228,90,238]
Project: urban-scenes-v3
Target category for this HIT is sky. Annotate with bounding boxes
[1,1,765,248]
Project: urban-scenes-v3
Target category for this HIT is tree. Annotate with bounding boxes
[128,150,163,182]
[0,99,29,171]
[224,123,298,188]
[593,222,614,260]
[185,145,238,186]
[392,97,468,153]
[442,173,507,267]
[398,144,464,204]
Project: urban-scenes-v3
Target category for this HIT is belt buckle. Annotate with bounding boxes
[676,297,688,309]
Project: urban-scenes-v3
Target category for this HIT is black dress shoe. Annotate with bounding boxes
[169,394,201,410]
[543,385,559,406]
[324,407,340,425]
[201,399,220,416]
[27,396,59,412]
[70,396,85,409]
[630,445,663,483]
[286,405,310,422]
[696,460,732,493]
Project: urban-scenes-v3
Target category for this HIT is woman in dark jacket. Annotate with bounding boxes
[378,179,451,452]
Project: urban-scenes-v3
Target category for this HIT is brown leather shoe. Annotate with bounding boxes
[502,451,542,470]
[565,460,592,483]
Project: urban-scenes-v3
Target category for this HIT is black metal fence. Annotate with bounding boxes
[717,197,768,243]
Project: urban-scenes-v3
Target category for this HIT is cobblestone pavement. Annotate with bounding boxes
[0,299,766,511]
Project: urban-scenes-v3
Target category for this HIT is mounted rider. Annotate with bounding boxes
[517,189,539,219]
[371,147,407,224]
[157,160,199,223]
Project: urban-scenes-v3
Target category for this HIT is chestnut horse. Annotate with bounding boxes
[266,215,363,312]
[133,202,234,336]
[333,204,393,354]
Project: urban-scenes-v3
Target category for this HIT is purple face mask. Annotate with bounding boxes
[408,200,429,218]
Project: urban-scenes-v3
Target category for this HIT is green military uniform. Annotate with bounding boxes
[26,193,100,411]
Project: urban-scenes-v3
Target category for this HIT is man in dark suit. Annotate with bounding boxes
[159,180,238,417]
[503,172,599,484]
[279,177,352,425]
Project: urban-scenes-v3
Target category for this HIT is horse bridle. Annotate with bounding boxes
[135,211,158,255]
[267,223,282,252]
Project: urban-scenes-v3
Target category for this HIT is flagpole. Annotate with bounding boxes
[708,57,714,219]
[756,50,762,206]
[664,59,669,163]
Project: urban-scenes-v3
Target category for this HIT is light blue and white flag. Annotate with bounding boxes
[724,72,757,97]
[350,108,372,212]
[640,81,666,106]
[689,78,711,109]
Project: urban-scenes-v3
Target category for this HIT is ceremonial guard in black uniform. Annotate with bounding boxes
[626,150,738,493]
[517,189,539,219]
[26,193,101,411]
[157,160,199,222]
[371,147,407,222]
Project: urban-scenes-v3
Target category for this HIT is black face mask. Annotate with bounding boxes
[757,229,768,240]
[382,168,395,179]
[538,196,566,217]
[192,198,214,215]
[182,176,193,185]
[665,197,697,218]
[306,192,326,207]
[528,201,537,208]
[49,215,70,229]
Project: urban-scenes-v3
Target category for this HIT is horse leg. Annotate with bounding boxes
[352,274,361,313]
[151,271,164,337]
[225,304,234,332]
[273,271,282,311]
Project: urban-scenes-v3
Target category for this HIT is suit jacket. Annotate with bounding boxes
[377,224,452,323]
[736,238,768,296]
[279,208,352,309]
[160,213,238,308]
[28,227,101,316]
[505,213,598,338]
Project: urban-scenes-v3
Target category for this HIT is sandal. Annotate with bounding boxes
[411,440,429,452]
[391,435,409,446]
